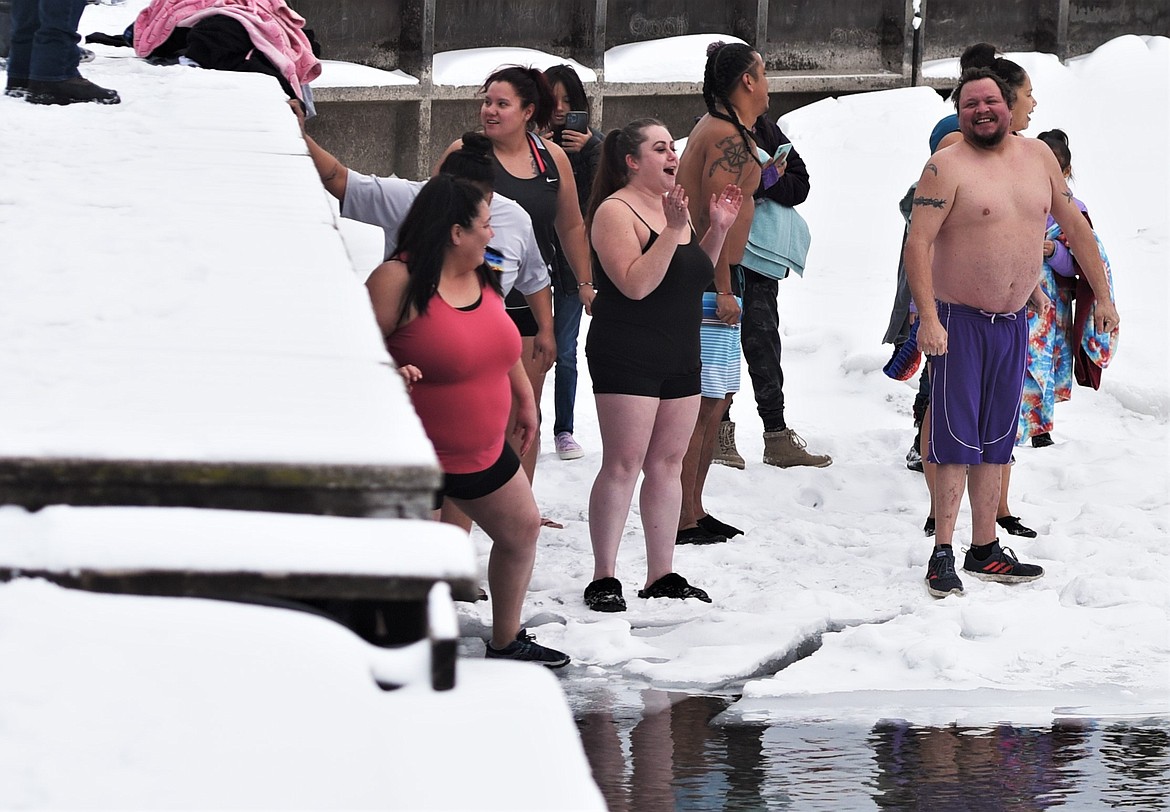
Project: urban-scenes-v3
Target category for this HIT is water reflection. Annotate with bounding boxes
[571,688,1170,811]
[576,690,768,811]
[867,722,1092,810]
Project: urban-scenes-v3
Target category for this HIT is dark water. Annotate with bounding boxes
[569,689,1170,811]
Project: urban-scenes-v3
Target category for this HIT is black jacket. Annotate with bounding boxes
[751,116,810,207]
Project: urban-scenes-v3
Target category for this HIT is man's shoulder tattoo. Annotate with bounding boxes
[707,134,752,180]
[926,162,938,176]
[913,195,948,209]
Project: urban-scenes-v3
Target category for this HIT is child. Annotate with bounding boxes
[1018,129,1118,447]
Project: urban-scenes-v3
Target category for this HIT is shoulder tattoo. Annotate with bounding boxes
[913,195,948,209]
[926,162,938,176]
[707,134,752,180]
[1062,189,1074,203]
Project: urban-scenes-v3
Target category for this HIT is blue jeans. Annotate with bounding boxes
[8,0,84,82]
[552,286,583,435]
[740,267,786,432]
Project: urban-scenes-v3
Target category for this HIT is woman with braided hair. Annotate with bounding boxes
[674,41,771,543]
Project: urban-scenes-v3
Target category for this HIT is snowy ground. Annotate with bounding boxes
[452,35,1170,727]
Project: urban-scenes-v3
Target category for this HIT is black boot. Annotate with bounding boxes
[28,76,120,105]
[4,75,29,98]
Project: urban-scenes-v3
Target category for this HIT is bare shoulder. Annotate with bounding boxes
[686,115,737,154]
[368,258,410,288]
[592,194,633,225]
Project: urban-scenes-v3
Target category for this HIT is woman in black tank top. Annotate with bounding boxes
[581,118,742,612]
[435,66,595,528]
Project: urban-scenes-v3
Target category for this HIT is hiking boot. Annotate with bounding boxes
[697,514,743,538]
[485,629,570,668]
[554,431,584,460]
[925,546,963,598]
[962,540,1044,583]
[584,577,626,612]
[762,428,832,468]
[637,573,711,603]
[996,515,1037,538]
[4,76,29,99]
[28,77,120,106]
[676,526,726,545]
[1031,432,1054,448]
[713,421,746,469]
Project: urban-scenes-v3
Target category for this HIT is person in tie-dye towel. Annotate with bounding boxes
[1017,129,1118,448]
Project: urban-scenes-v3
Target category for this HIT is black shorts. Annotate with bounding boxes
[505,289,538,337]
[433,442,521,509]
[588,355,700,400]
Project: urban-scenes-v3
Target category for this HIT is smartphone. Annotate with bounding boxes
[565,110,589,133]
[772,143,793,163]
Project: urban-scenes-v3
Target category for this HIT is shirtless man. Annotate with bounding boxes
[905,68,1119,598]
[673,42,769,544]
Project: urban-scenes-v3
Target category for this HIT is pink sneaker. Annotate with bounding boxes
[555,432,583,460]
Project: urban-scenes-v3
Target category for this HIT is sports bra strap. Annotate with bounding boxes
[525,131,548,175]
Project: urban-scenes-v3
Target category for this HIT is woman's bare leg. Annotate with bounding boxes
[588,393,661,581]
[639,395,701,586]
[450,468,541,649]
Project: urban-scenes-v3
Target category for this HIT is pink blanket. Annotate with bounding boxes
[134,0,321,100]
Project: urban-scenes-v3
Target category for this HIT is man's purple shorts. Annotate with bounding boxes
[927,301,1027,466]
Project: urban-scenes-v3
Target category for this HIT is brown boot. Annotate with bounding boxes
[762,428,832,468]
[713,421,746,469]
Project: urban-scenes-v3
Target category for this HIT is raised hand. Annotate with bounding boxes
[709,184,743,233]
[661,183,690,231]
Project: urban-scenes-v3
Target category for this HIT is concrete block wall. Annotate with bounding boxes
[295,0,1168,179]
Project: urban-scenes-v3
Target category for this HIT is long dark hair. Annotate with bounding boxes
[543,64,589,116]
[480,65,554,130]
[1038,128,1073,175]
[957,43,1028,91]
[702,41,759,154]
[393,174,501,323]
[439,131,495,189]
[586,118,662,225]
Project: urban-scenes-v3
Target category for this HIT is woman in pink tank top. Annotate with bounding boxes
[365,175,570,668]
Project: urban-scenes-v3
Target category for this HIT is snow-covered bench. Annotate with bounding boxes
[0,505,477,691]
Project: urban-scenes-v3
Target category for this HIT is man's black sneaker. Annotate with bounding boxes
[28,77,120,105]
[676,525,726,545]
[637,572,712,603]
[697,514,743,538]
[1031,432,1054,448]
[924,517,936,537]
[485,629,570,668]
[584,577,626,612]
[996,515,1037,538]
[925,546,963,598]
[963,540,1044,583]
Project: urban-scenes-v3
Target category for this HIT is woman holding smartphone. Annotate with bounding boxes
[542,64,604,462]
